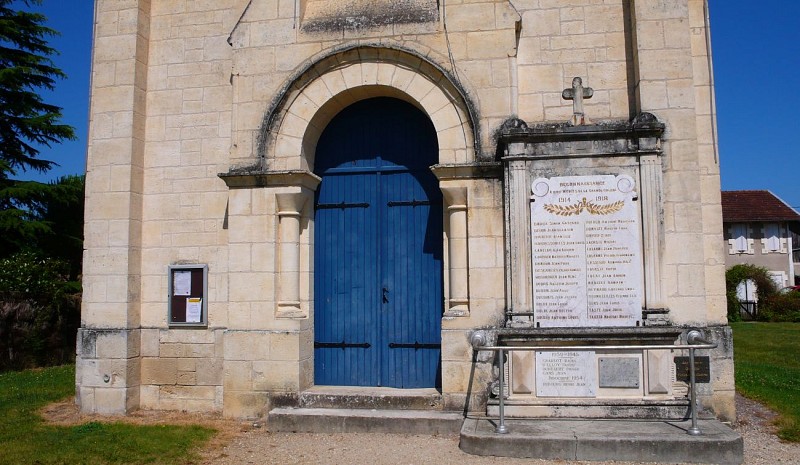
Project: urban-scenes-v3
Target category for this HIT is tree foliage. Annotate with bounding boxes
[0,0,76,257]
[37,174,84,279]
[0,1,82,370]
[725,264,778,322]
[0,251,80,370]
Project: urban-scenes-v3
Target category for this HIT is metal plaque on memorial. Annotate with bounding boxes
[530,175,643,327]
[674,356,711,383]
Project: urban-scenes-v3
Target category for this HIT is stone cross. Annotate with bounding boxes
[562,77,594,125]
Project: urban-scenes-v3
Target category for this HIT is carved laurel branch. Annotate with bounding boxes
[543,197,625,217]
[543,201,584,216]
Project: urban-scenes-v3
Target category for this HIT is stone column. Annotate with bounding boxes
[275,192,309,318]
[442,186,469,316]
[504,155,533,326]
[640,154,665,309]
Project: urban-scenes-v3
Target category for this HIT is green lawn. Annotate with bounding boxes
[732,322,800,442]
[0,365,215,464]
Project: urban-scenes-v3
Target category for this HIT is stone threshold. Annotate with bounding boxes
[296,385,443,410]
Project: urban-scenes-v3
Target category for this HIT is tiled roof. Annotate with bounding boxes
[721,190,800,223]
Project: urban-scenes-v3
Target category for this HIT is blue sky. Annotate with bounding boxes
[17,1,800,209]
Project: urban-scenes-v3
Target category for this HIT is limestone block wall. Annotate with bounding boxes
[228,0,520,165]
[629,0,725,328]
[513,0,635,123]
[79,0,152,414]
[139,0,240,330]
[79,0,730,419]
[132,1,242,413]
[222,183,315,416]
[688,0,726,326]
[139,329,224,411]
[440,176,506,409]
[630,0,730,417]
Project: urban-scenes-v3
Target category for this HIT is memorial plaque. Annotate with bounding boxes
[674,356,711,383]
[536,351,597,397]
[530,175,643,327]
[598,357,640,388]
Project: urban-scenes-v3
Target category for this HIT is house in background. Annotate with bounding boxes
[722,190,800,288]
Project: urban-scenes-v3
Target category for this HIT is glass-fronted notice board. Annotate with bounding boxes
[168,264,208,326]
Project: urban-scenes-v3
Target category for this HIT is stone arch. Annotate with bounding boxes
[260,45,480,171]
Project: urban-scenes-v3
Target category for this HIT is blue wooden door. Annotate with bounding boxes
[314,98,443,388]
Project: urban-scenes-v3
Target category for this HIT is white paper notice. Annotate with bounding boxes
[174,271,191,296]
[186,297,202,323]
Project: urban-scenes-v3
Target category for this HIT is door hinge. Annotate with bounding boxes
[316,201,370,209]
[315,340,371,349]
[387,199,430,207]
[388,341,441,350]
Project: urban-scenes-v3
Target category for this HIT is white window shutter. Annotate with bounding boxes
[762,223,785,253]
[729,224,749,254]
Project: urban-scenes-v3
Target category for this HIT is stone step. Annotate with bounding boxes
[486,398,694,420]
[268,407,464,435]
[297,386,443,410]
[459,417,743,465]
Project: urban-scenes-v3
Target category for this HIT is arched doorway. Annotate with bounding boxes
[313,97,443,388]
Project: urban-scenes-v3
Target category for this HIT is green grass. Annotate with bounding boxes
[732,322,800,442]
[0,365,216,464]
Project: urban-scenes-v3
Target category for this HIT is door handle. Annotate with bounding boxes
[382,287,389,303]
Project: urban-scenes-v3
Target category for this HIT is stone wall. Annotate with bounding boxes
[79,0,730,420]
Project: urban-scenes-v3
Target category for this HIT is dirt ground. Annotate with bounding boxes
[40,394,800,465]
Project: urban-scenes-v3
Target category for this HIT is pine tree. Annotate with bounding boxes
[0,0,76,257]
[38,174,84,280]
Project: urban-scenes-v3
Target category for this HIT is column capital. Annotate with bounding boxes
[441,185,468,208]
[275,191,310,216]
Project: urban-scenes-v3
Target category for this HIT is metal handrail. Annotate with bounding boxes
[471,330,717,436]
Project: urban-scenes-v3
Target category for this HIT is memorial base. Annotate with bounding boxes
[459,417,743,465]
[486,326,704,420]
[487,398,693,420]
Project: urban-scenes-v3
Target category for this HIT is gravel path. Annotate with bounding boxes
[200,394,800,465]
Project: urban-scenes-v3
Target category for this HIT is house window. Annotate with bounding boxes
[728,223,753,255]
[761,223,786,253]
[768,271,787,289]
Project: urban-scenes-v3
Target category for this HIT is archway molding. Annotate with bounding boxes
[259,45,480,171]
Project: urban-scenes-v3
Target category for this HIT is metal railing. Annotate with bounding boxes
[470,329,717,436]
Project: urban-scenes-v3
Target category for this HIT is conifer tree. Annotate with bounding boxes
[0,0,76,257]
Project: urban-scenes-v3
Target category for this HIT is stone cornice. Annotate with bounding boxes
[218,169,321,190]
[497,113,666,159]
[430,162,502,180]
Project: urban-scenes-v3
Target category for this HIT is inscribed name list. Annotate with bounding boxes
[536,351,597,397]
[530,175,642,327]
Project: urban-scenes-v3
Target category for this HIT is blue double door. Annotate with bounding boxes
[314,98,443,388]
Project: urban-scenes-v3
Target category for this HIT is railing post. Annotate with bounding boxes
[686,330,707,436]
[687,346,701,435]
[496,348,508,434]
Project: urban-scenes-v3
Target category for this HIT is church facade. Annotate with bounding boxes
[77,0,734,422]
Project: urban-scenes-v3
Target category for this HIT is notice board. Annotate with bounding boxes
[168,264,208,326]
